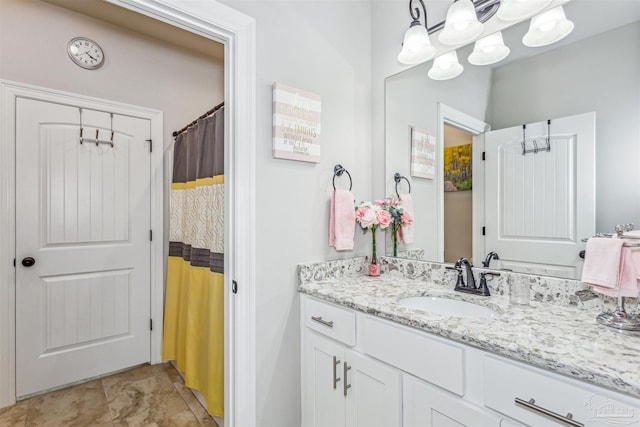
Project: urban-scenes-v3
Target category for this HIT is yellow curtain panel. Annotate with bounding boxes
[163,107,225,418]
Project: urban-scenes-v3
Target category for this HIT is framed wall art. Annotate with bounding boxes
[272,82,321,163]
[410,126,436,179]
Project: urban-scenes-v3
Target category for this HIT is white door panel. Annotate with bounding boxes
[16,98,151,397]
[484,112,595,278]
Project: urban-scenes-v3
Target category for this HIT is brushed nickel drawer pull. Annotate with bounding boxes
[311,316,334,328]
[343,362,351,397]
[332,356,341,389]
[515,397,583,427]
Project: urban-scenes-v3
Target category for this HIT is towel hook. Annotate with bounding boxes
[332,164,352,191]
[394,173,411,197]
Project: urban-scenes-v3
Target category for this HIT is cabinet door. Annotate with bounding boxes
[303,330,346,427]
[345,350,402,427]
[404,374,501,427]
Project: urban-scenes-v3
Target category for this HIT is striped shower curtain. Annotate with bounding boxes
[163,107,224,417]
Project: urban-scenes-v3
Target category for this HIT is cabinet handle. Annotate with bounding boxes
[515,397,583,427]
[311,316,334,328]
[343,362,351,397]
[332,356,341,389]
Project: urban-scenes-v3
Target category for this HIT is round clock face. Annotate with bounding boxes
[67,37,104,70]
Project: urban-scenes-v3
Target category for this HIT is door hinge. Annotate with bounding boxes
[13,258,16,267]
[150,319,153,331]
[482,226,486,236]
[146,139,152,153]
[232,280,238,294]
[482,151,486,161]
[150,230,153,241]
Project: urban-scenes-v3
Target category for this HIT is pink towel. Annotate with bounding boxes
[398,193,414,244]
[581,238,640,297]
[329,190,355,251]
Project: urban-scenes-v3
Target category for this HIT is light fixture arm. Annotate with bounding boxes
[412,0,501,34]
[409,0,428,28]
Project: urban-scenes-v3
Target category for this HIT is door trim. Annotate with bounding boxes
[101,2,258,425]
[436,103,489,264]
[0,80,164,404]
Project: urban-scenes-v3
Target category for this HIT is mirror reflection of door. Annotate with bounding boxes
[443,124,473,264]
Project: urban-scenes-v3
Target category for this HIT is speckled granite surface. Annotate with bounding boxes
[298,257,640,399]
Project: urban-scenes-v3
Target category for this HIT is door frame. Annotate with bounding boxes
[1,1,257,425]
[436,103,489,264]
[0,79,164,398]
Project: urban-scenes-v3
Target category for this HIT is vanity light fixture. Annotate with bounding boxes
[523,5,574,47]
[428,51,464,80]
[398,0,501,65]
[439,0,485,45]
[398,0,436,64]
[468,31,511,65]
[496,0,552,21]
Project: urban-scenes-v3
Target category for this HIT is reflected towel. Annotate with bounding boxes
[329,190,355,251]
[398,193,414,244]
[582,238,640,297]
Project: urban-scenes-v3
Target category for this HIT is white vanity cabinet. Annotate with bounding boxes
[301,294,640,427]
[302,297,402,427]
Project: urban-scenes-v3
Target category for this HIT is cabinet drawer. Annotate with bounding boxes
[361,316,464,395]
[303,296,356,346]
[483,356,640,426]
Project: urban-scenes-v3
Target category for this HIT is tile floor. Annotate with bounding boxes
[0,363,219,427]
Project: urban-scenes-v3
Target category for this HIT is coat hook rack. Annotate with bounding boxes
[521,120,551,155]
[332,164,352,191]
[78,108,115,147]
[394,173,411,197]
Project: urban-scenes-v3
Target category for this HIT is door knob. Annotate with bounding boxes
[21,257,35,267]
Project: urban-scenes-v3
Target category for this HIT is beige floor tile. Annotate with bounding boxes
[8,363,221,427]
[0,399,29,427]
[163,363,183,385]
[105,366,189,426]
[158,410,200,427]
[25,380,112,427]
[172,382,218,426]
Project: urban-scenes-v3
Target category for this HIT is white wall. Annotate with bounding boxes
[0,0,224,151]
[488,22,640,233]
[217,1,372,426]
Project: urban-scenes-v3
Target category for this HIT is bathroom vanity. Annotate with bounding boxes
[299,258,640,427]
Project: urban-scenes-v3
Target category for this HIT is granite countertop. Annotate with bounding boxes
[298,262,640,400]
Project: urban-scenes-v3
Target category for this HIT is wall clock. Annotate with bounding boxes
[67,37,104,70]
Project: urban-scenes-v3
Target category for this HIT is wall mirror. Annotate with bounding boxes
[384,0,640,279]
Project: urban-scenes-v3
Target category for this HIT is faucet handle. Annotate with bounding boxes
[446,265,465,288]
[478,273,492,296]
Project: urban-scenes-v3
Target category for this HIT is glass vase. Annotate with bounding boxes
[392,223,399,257]
[369,226,380,276]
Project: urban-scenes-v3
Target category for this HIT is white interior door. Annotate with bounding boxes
[484,112,595,279]
[15,98,152,397]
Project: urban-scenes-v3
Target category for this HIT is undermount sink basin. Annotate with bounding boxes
[398,296,500,319]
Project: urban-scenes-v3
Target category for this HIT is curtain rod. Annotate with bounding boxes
[172,101,225,137]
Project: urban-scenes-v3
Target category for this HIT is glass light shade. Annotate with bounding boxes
[428,51,464,80]
[496,0,552,21]
[398,24,436,64]
[468,31,511,65]
[438,0,484,46]
[523,6,574,47]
